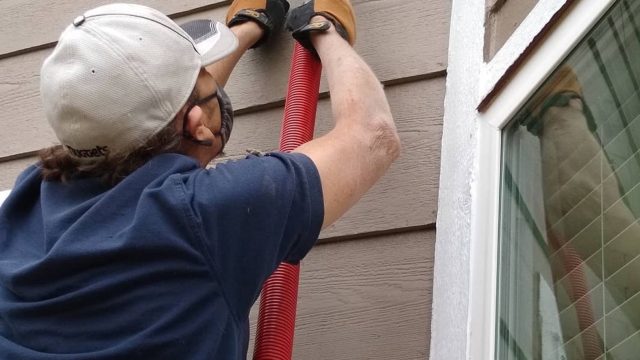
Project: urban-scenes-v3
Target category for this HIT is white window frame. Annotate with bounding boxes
[431,0,617,359]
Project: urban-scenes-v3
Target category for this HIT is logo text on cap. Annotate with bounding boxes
[66,145,110,158]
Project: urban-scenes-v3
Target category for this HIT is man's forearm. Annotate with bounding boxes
[311,21,395,136]
[205,21,263,86]
[289,6,400,229]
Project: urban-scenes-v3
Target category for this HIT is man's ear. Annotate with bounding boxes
[185,105,208,140]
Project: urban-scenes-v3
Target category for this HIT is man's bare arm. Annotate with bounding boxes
[294,20,401,229]
[205,0,289,86]
[204,21,263,87]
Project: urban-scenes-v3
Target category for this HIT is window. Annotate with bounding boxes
[497,1,640,359]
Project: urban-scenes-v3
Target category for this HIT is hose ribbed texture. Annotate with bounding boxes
[253,263,300,360]
[253,42,322,360]
[278,44,323,152]
[549,232,603,359]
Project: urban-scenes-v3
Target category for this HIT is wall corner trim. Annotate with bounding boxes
[430,0,485,358]
[434,0,618,360]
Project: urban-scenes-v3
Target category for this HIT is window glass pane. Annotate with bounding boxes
[497,1,640,359]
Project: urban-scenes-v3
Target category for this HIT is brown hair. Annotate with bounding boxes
[39,123,183,186]
[39,87,201,186]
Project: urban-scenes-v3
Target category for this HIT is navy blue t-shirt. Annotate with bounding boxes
[0,152,323,359]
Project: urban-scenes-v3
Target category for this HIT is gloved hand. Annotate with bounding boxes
[523,66,596,136]
[226,0,290,48]
[285,0,356,55]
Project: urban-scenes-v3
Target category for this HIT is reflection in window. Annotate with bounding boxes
[497,1,640,359]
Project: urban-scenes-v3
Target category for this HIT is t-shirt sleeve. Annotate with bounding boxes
[180,152,324,317]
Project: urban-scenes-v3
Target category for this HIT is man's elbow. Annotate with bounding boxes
[370,117,401,163]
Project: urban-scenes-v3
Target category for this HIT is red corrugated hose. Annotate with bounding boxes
[548,232,603,359]
[253,42,322,360]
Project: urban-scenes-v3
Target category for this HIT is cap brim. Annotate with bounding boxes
[180,20,238,66]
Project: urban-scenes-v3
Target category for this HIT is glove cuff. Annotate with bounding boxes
[315,12,350,45]
[286,1,352,57]
[314,0,356,45]
[291,20,332,58]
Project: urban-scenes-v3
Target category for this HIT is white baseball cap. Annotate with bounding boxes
[40,3,238,159]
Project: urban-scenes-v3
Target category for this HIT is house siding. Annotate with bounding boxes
[0,0,449,358]
[484,0,539,61]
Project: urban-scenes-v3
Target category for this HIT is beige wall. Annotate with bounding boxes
[0,0,449,358]
[484,0,539,60]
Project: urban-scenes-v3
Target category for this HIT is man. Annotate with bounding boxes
[0,0,399,358]
[528,66,640,360]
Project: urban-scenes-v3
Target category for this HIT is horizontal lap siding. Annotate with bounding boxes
[0,0,449,358]
[0,0,446,158]
[247,229,436,359]
[2,78,444,240]
[0,0,227,57]
[0,0,448,239]
[484,0,538,61]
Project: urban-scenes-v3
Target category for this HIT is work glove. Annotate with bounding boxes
[522,66,597,137]
[285,0,356,56]
[226,0,290,48]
